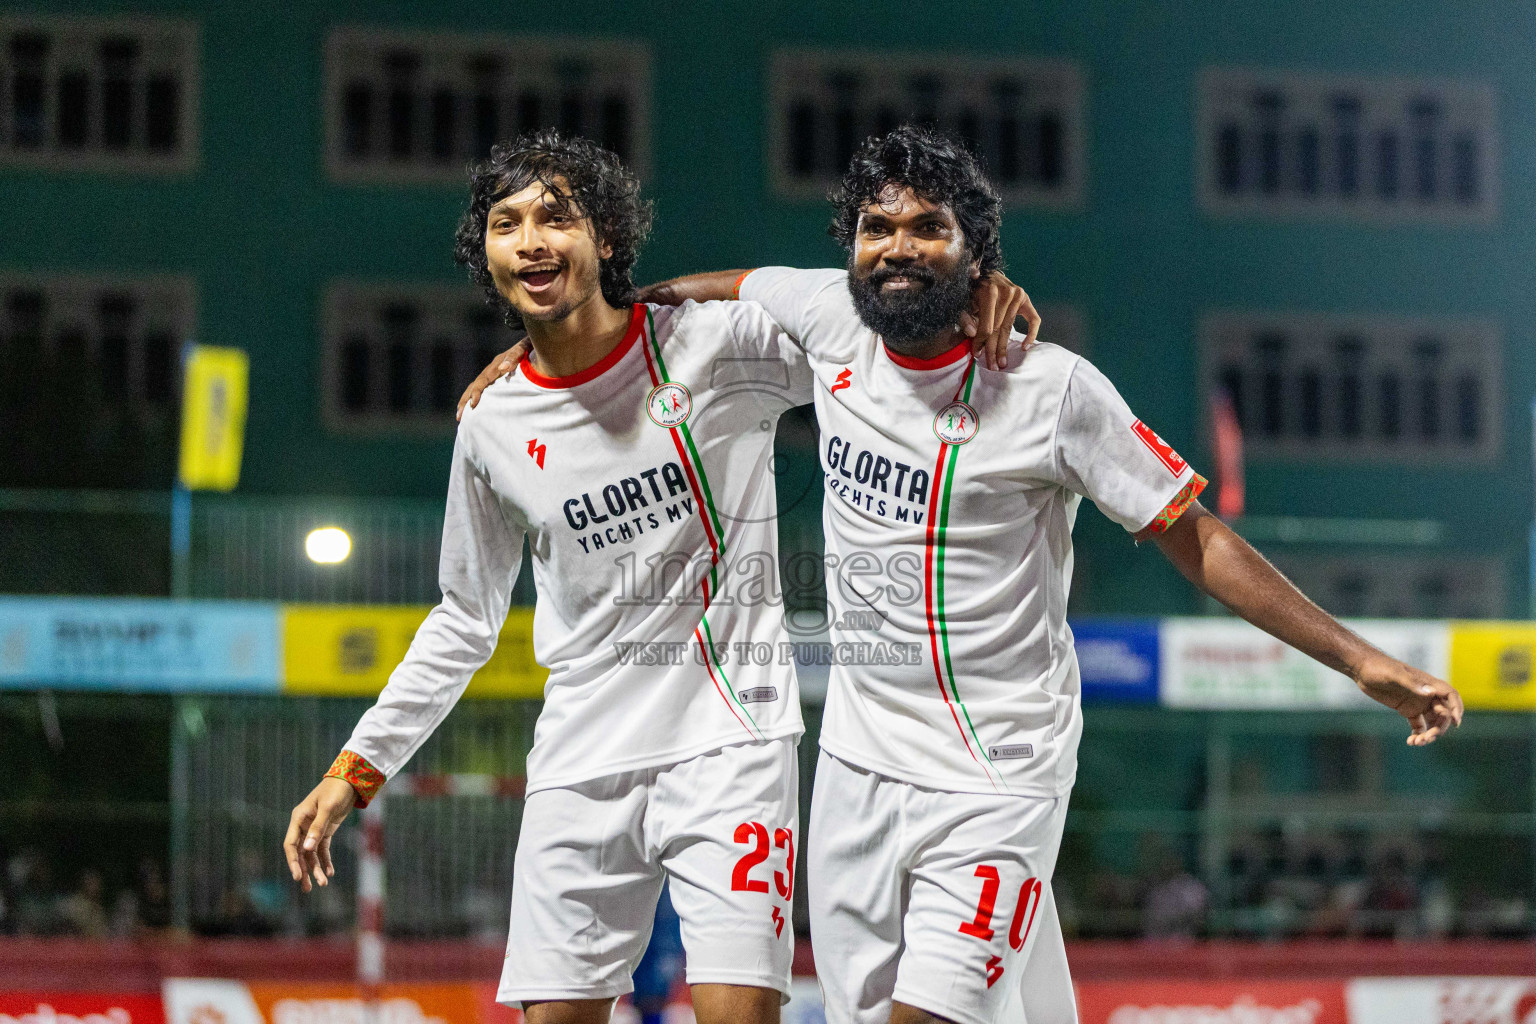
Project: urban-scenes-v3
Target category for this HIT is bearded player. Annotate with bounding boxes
[282,130,823,1024]
[463,125,1463,1024]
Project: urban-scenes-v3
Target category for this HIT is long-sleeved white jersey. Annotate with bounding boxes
[740,268,1205,798]
[335,301,813,798]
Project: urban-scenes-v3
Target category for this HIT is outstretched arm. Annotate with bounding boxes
[1145,501,1464,745]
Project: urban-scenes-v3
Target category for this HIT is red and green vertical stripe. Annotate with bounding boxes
[923,358,1007,793]
[637,307,763,740]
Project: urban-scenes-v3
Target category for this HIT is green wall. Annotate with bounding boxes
[5,0,1534,614]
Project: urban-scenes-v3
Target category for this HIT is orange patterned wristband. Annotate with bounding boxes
[1143,473,1208,536]
[325,750,386,808]
[731,270,753,301]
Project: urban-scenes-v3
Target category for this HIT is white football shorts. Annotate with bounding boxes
[808,751,1078,1024]
[498,736,799,1007]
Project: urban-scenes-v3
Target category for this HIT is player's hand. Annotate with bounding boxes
[1352,652,1464,746]
[456,339,530,421]
[284,777,359,893]
[959,271,1039,372]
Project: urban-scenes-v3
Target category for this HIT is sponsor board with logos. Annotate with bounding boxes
[164,980,515,1024]
[0,599,545,697]
[1073,618,1161,704]
[0,596,1526,713]
[0,598,281,692]
[1160,617,1449,709]
[279,606,545,698]
[0,994,166,1024]
[16,977,1536,1024]
[1347,976,1536,1024]
[1076,980,1349,1024]
[1448,622,1536,711]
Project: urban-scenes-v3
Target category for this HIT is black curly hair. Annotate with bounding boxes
[828,124,1003,276]
[453,129,654,330]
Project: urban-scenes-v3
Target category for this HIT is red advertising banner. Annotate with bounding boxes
[1076,979,1350,1024]
[0,994,166,1024]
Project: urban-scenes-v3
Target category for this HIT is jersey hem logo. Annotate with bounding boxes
[934,401,980,445]
[646,382,692,428]
[1132,420,1187,476]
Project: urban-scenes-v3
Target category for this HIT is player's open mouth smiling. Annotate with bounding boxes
[874,268,933,292]
[517,263,564,294]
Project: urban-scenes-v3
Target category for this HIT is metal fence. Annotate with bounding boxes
[0,488,544,605]
[163,695,1536,942]
[188,494,451,605]
[177,695,538,938]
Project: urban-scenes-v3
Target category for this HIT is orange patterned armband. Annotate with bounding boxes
[731,270,753,301]
[1142,473,1208,537]
[325,750,386,808]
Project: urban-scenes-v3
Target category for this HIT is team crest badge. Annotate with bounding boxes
[933,401,980,444]
[646,382,692,427]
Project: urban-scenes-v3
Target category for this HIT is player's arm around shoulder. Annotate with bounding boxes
[457,336,530,420]
[1146,501,1465,746]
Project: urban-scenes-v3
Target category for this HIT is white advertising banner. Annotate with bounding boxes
[1160,618,1450,709]
[1346,977,1536,1024]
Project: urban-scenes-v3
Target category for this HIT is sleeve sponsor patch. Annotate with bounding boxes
[1132,420,1188,476]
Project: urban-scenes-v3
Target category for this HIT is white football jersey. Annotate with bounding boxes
[741,268,1204,797]
[340,301,813,794]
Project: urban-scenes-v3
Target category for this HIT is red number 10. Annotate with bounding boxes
[959,865,1043,952]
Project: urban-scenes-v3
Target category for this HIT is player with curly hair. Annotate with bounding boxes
[462,123,1462,1024]
[452,130,653,331]
[286,130,813,1024]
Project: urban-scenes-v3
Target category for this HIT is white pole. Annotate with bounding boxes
[358,799,386,1020]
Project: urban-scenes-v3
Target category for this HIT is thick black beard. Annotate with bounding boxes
[847,257,972,354]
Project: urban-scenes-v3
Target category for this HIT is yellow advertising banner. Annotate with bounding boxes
[1448,621,1536,710]
[282,605,546,698]
[178,345,250,491]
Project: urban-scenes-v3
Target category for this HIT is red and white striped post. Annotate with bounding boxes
[357,799,386,1015]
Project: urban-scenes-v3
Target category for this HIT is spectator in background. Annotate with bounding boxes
[7,849,60,935]
[1418,839,1455,938]
[210,885,274,937]
[1360,848,1419,938]
[1307,834,1369,937]
[1140,845,1208,940]
[111,859,173,938]
[56,869,110,938]
[238,849,288,931]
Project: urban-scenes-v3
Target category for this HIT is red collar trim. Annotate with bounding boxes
[519,304,646,389]
[881,336,973,371]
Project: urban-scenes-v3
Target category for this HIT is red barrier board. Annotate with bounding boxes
[1076,979,1350,1024]
[0,994,166,1024]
